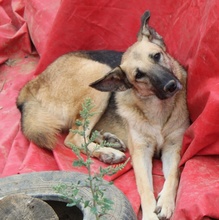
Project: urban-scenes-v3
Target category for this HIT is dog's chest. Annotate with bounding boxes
[151,125,164,157]
[117,93,174,154]
[143,96,174,122]
[142,122,164,156]
[141,99,174,147]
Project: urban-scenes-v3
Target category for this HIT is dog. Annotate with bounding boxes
[17,11,189,220]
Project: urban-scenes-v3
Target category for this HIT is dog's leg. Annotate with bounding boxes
[65,133,126,164]
[65,118,126,164]
[129,130,159,220]
[155,141,181,219]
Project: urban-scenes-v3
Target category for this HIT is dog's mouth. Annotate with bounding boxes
[132,77,182,100]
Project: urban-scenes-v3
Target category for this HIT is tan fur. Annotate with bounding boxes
[17,54,111,148]
[17,11,189,220]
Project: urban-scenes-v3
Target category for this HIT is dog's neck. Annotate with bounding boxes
[116,89,176,129]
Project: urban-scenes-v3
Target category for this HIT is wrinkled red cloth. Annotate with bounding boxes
[1,0,219,219]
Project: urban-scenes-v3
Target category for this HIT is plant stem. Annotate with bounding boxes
[83,118,99,220]
[56,99,126,219]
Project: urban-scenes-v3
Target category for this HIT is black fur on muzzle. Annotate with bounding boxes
[147,65,182,99]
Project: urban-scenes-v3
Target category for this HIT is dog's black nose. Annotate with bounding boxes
[164,80,177,93]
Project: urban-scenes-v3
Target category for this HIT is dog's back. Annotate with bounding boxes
[16,51,123,149]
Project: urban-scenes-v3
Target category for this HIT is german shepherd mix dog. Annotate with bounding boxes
[17,11,189,220]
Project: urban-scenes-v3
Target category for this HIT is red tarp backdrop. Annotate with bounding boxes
[1,0,219,219]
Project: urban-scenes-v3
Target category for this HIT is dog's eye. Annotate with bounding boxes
[135,69,146,80]
[153,53,161,62]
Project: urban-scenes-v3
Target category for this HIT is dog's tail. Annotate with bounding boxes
[17,99,62,150]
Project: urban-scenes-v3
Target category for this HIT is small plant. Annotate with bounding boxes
[55,98,129,220]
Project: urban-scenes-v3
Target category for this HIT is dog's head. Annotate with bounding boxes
[90,11,182,100]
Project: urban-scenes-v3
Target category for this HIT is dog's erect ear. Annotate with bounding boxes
[90,67,132,92]
[138,11,166,50]
[138,11,151,39]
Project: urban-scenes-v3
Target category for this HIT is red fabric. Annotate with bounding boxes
[0,0,32,63]
[1,0,219,219]
[173,156,219,220]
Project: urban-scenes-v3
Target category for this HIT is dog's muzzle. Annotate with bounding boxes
[149,66,183,100]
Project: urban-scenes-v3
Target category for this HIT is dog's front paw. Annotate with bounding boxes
[99,148,126,164]
[155,193,175,219]
[103,132,127,152]
[142,212,159,220]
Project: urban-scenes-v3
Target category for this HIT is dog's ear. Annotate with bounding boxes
[90,67,132,92]
[138,11,166,51]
